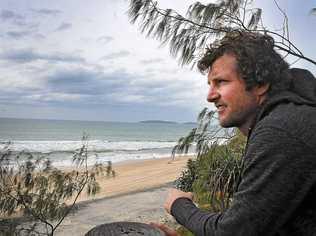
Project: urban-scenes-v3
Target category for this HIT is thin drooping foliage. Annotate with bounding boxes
[173,108,245,212]
[172,108,235,158]
[128,0,316,67]
[0,135,115,235]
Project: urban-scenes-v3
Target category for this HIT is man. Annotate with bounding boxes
[153,32,316,235]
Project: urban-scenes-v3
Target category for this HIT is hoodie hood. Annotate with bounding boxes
[257,68,316,122]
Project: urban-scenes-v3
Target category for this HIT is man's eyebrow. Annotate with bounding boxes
[208,75,223,83]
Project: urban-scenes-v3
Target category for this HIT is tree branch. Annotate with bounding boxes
[129,0,316,66]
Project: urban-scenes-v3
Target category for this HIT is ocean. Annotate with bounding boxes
[0,118,196,167]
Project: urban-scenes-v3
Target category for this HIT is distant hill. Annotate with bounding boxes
[182,122,197,125]
[139,120,178,124]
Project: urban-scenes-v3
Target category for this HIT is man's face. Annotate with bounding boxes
[207,54,260,132]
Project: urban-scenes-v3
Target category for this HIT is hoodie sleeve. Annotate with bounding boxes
[171,123,316,236]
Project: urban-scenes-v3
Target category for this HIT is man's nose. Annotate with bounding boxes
[207,86,219,103]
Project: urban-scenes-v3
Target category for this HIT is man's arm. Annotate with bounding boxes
[164,188,193,214]
[168,125,316,235]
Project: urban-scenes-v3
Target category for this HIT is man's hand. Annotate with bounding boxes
[150,223,180,236]
[164,188,193,214]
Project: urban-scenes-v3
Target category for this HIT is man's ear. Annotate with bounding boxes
[253,83,269,105]
[255,83,270,96]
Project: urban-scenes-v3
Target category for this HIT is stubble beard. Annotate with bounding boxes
[219,111,246,128]
[218,103,259,129]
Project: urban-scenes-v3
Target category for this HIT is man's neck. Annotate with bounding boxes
[238,112,258,136]
[239,94,267,136]
[238,126,250,136]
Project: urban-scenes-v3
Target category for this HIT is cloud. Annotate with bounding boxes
[97,35,114,44]
[1,9,38,34]
[109,94,146,103]
[24,93,84,103]
[37,66,176,106]
[0,9,30,27]
[0,48,85,64]
[31,8,62,16]
[6,31,33,40]
[0,89,88,106]
[46,68,130,96]
[0,10,24,21]
[55,22,72,31]
[101,50,131,60]
[33,33,46,40]
[140,58,164,64]
[1,9,40,28]
[0,61,204,117]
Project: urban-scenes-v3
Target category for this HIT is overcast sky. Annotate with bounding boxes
[0,0,315,122]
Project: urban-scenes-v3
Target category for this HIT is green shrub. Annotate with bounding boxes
[173,111,246,234]
[0,136,114,235]
[173,109,246,211]
[174,158,198,192]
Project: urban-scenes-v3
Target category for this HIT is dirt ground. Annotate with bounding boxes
[55,184,178,235]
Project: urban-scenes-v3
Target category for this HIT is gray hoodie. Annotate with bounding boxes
[171,68,316,236]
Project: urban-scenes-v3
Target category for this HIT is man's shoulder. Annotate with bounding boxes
[260,102,316,127]
[255,102,316,149]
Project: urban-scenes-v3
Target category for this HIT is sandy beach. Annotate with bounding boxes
[75,155,192,202]
[55,155,193,235]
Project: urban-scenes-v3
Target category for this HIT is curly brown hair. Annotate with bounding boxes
[197,31,291,95]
